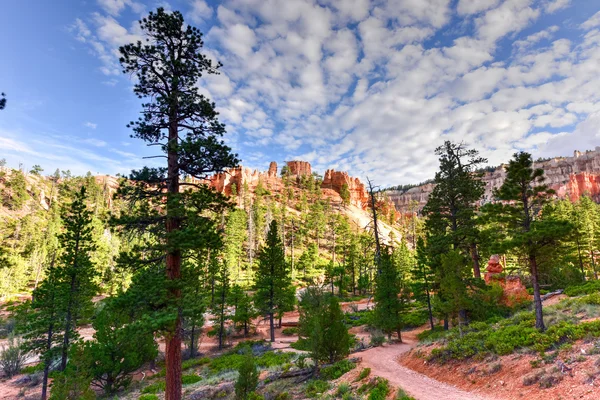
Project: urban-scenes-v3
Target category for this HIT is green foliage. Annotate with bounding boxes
[305,380,330,398]
[138,395,159,400]
[427,309,600,363]
[396,388,416,400]
[3,169,29,210]
[182,374,202,385]
[181,357,210,370]
[235,353,259,400]
[364,377,389,400]
[320,359,356,380]
[141,381,166,394]
[80,305,158,395]
[299,287,351,365]
[373,249,409,339]
[565,281,600,296]
[282,327,298,335]
[355,367,371,381]
[0,335,27,378]
[49,345,96,400]
[254,220,294,341]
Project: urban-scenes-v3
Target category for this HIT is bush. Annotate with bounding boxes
[370,331,386,347]
[182,374,202,385]
[355,367,371,381]
[368,377,389,400]
[235,353,259,400]
[396,388,416,400]
[320,359,356,380]
[336,383,351,396]
[141,381,166,394]
[0,336,27,378]
[282,328,298,336]
[565,281,600,297]
[305,380,330,398]
[138,395,159,400]
[182,357,210,370]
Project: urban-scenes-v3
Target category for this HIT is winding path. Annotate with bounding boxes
[357,338,495,400]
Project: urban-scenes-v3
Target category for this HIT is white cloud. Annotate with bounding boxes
[188,0,213,23]
[65,0,600,186]
[97,0,144,16]
[457,0,500,16]
[582,11,600,30]
[543,0,571,14]
[84,122,98,129]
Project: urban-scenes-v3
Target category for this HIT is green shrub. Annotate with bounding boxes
[368,377,389,400]
[0,336,27,378]
[416,327,447,342]
[282,328,298,336]
[336,383,351,396]
[396,388,416,400]
[370,331,386,347]
[305,380,330,398]
[20,363,44,375]
[565,281,600,296]
[141,381,166,394]
[290,338,311,351]
[182,374,202,385]
[182,357,210,370]
[355,367,371,382]
[256,351,293,368]
[138,395,159,400]
[274,392,292,400]
[320,359,356,380]
[235,353,259,400]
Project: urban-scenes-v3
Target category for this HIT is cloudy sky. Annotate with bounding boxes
[1,0,600,186]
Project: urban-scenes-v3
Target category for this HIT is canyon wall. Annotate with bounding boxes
[386,147,600,212]
[205,161,372,209]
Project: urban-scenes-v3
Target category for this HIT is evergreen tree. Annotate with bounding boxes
[299,289,350,365]
[422,141,486,277]
[211,259,230,350]
[340,183,351,207]
[224,209,248,283]
[116,8,238,399]
[373,249,407,341]
[412,238,435,331]
[254,220,293,342]
[230,284,255,336]
[235,352,259,400]
[82,306,157,395]
[56,187,98,371]
[0,93,5,110]
[49,345,96,400]
[4,169,29,210]
[483,152,573,331]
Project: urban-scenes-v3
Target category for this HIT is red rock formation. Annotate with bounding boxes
[484,255,530,306]
[321,169,370,209]
[268,162,278,178]
[287,161,312,177]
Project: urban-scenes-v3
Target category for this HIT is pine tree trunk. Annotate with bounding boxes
[269,312,275,342]
[61,268,78,371]
[470,243,481,279]
[165,117,182,400]
[189,324,196,358]
[576,236,585,278]
[529,254,545,331]
[41,323,53,400]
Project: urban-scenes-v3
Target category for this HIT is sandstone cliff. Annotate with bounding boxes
[386,147,600,212]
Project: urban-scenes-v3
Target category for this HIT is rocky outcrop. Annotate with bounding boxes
[484,255,530,307]
[268,161,278,178]
[287,161,312,177]
[322,169,370,209]
[387,147,600,212]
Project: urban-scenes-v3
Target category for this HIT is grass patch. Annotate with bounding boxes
[320,359,356,380]
[181,374,202,385]
[355,367,371,382]
[141,381,166,394]
[138,395,159,400]
[182,357,210,370]
[396,388,416,400]
[305,379,330,398]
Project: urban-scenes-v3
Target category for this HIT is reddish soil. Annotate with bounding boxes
[400,340,600,400]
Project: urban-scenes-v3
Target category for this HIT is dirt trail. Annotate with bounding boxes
[358,330,495,400]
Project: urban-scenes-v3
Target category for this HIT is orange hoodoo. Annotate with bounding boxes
[484,255,531,306]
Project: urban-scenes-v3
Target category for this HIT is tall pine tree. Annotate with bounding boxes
[254,220,294,342]
[116,8,238,399]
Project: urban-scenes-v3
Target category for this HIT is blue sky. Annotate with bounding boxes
[1,0,600,186]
